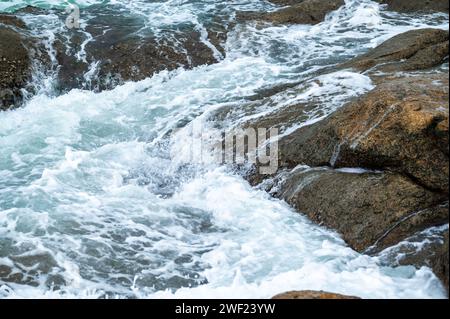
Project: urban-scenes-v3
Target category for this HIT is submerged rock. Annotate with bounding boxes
[272,290,361,299]
[376,0,449,13]
[1,14,53,111]
[88,32,220,91]
[429,231,449,290]
[238,0,344,25]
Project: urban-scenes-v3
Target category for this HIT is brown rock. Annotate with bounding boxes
[376,0,449,13]
[429,231,449,290]
[238,0,344,25]
[277,74,449,193]
[90,33,219,91]
[54,16,224,92]
[272,168,447,252]
[5,8,225,93]
[371,203,449,252]
[272,290,361,299]
[341,28,449,74]
[377,226,448,294]
[0,15,27,29]
[268,0,304,6]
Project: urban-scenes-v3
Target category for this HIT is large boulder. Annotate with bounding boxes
[238,0,344,25]
[270,168,447,252]
[376,0,449,13]
[276,74,449,193]
[0,24,30,111]
[240,29,450,290]
[272,290,361,299]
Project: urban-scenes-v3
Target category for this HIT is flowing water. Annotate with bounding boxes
[0,0,448,298]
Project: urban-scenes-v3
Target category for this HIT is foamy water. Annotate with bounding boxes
[0,0,448,298]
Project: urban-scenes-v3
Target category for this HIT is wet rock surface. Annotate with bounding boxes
[238,0,344,25]
[0,14,27,29]
[0,24,30,110]
[277,74,449,192]
[54,22,226,92]
[376,0,449,13]
[2,7,227,100]
[340,28,449,75]
[269,168,447,252]
[272,290,361,299]
[268,0,304,6]
[377,225,449,291]
[429,231,449,289]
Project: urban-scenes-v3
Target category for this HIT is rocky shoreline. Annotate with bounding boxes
[1,0,449,298]
[241,0,449,296]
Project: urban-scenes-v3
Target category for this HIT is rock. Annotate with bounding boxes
[276,74,449,193]
[272,290,361,299]
[238,0,344,25]
[51,10,225,92]
[241,28,450,290]
[376,0,449,13]
[268,0,304,5]
[16,5,45,15]
[370,203,449,252]
[429,231,449,290]
[1,13,52,111]
[377,226,448,293]
[341,28,449,74]
[270,168,447,252]
[0,26,31,111]
[2,7,227,105]
[377,226,449,292]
